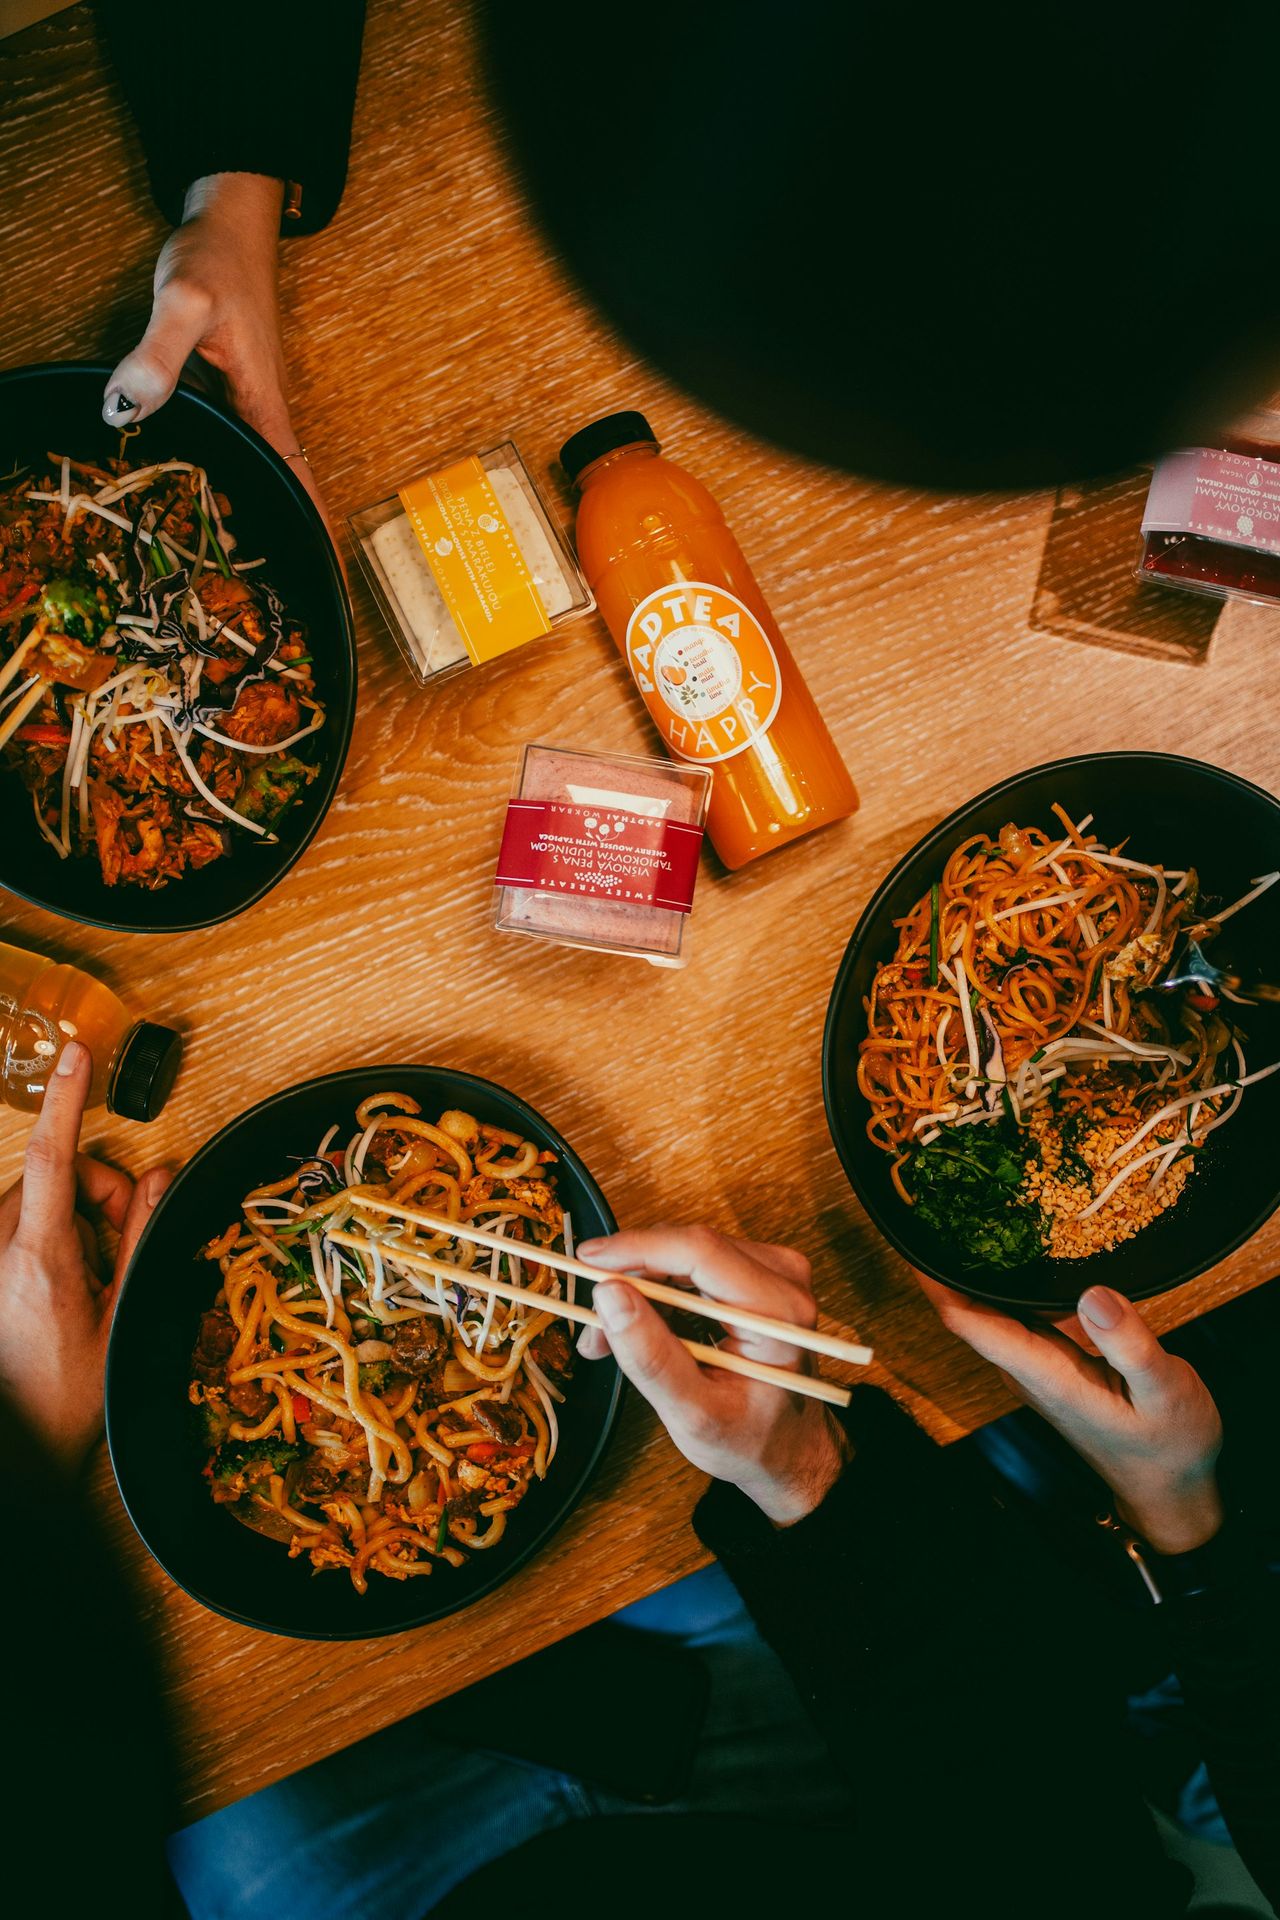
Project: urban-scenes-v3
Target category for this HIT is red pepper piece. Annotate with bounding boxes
[0,582,38,623]
[13,723,72,746]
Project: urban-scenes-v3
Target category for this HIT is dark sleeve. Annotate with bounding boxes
[694,1389,1190,1920]
[95,1,365,234]
[1160,1543,1280,1911]
[0,1400,180,1912]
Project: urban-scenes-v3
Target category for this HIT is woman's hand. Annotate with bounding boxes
[102,172,327,521]
[919,1276,1224,1554]
[0,1041,169,1469]
[576,1225,851,1526]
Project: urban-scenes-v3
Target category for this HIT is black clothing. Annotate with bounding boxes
[442,1389,1278,1920]
[0,1400,180,1915]
[100,0,1280,486]
[482,3,1280,488]
[96,1,365,234]
[2,1370,1273,1916]
[697,1390,1277,1916]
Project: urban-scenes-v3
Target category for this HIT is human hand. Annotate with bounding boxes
[919,1276,1223,1554]
[102,172,328,524]
[576,1225,851,1526]
[0,1041,170,1469]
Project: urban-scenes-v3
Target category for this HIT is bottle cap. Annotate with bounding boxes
[108,1022,183,1122]
[559,411,658,484]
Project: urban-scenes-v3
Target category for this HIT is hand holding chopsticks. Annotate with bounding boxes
[338,1193,871,1409]
[577,1224,862,1528]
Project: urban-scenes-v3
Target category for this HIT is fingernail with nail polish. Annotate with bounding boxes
[1079,1285,1122,1329]
[105,392,137,420]
[594,1281,635,1332]
[55,1039,86,1076]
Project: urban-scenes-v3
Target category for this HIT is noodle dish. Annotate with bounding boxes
[857,804,1278,1270]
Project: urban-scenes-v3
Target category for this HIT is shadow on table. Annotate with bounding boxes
[1030,470,1221,665]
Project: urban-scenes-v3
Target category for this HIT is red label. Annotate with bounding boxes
[1142,447,1280,555]
[495,801,703,913]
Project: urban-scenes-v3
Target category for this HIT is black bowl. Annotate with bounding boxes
[823,753,1280,1312]
[0,361,355,931]
[106,1066,623,1638]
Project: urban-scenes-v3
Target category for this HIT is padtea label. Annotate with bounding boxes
[624,583,782,764]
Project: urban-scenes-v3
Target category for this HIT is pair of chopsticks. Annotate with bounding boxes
[326,1193,872,1408]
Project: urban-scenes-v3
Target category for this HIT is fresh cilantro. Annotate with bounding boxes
[908,1125,1045,1271]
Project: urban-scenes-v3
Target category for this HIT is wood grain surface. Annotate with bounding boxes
[2,0,1278,1822]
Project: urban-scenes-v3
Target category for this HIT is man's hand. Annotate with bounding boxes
[0,1042,170,1469]
[919,1276,1224,1554]
[576,1225,851,1526]
[102,172,327,522]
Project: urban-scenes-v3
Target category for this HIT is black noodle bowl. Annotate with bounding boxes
[822,753,1280,1313]
[106,1066,623,1639]
[0,362,355,932]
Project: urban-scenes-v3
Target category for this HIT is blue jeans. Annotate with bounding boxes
[168,1564,853,1919]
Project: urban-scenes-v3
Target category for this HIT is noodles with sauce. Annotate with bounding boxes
[857,805,1278,1263]
[189,1092,575,1592]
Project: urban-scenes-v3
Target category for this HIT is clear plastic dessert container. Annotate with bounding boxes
[492,743,711,967]
[349,440,593,685]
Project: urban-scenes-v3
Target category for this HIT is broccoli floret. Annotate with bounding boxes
[42,574,102,642]
[235,753,313,826]
[357,1361,393,1393]
[209,1436,303,1503]
[214,1436,302,1480]
[194,1396,234,1451]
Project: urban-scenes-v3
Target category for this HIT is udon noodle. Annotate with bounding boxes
[189,1092,575,1592]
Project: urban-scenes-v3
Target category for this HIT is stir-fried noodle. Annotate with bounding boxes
[190,1093,575,1592]
[857,805,1278,1262]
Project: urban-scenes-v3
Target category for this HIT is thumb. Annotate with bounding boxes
[1077,1287,1175,1409]
[112,1167,172,1288]
[593,1279,710,1432]
[103,280,211,425]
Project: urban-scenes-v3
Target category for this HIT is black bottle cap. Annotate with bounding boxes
[108,1022,183,1122]
[558,411,658,484]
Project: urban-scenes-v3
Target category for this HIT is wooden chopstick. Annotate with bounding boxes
[0,675,47,752]
[328,1228,599,1328]
[327,1228,853,1409]
[0,624,43,699]
[347,1191,874,1370]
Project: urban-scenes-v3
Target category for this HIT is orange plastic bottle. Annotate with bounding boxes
[561,412,858,869]
[0,940,181,1119]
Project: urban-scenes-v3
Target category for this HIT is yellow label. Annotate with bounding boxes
[399,457,551,664]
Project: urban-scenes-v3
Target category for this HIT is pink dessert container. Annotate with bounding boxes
[492,744,712,968]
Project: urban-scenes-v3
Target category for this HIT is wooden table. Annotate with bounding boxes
[2,0,1278,1824]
